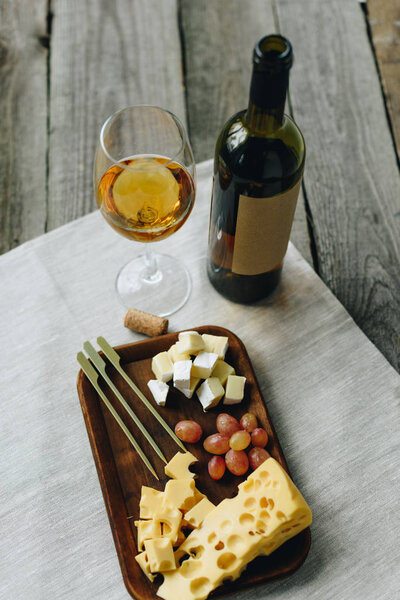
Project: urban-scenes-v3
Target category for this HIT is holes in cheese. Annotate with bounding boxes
[164,451,198,480]
[139,486,165,519]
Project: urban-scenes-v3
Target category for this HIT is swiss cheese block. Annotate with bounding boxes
[164,452,198,480]
[139,486,165,519]
[135,551,155,582]
[158,458,312,600]
[151,351,173,382]
[201,334,229,359]
[144,538,176,573]
[184,497,216,529]
[211,360,235,385]
[134,519,162,551]
[153,506,182,544]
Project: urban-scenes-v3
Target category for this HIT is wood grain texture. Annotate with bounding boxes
[47,0,186,231]
[276,0,400,371]
[180,0,313,264]
[368,0,400,160]
[0,0,47,254]
[77,327,311,600]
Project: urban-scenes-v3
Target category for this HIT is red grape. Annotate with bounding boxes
[229,430,251,451]
[208,456,226,480]
[251,428,269,448]
[203,433,230,455]
[248,447,270,470]
[174,420,203,443]
[216,413,241,437]
[225,449,249,476]
[240,413,258,432]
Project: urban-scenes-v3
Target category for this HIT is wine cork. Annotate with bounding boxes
[124,308,169,337]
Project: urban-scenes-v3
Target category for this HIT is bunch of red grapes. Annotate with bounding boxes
[174,413,269,480]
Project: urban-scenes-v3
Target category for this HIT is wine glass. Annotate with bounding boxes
[94,105,196,316]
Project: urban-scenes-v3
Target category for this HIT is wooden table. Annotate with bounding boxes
[1,0,399,371]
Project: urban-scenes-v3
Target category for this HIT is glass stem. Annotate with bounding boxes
[142,245,160,283]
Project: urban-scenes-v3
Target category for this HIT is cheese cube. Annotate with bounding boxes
[211,360,235,385]
[151,352,173,382]
[153,506,182,544]
[192,351,219,379]
[147,379,169,407]
[135,551,155,582]
[196,377,225,411]
[173,360,192,391]
[184,497,215,529]
[178,331,205,355]
[202,334,229,359]
[163,479,198,512]
[164,452,198,480]
[168,343,191,363]
[224,375,246,405]
[139,486,165,519]
[179,376,201,399]
[144,538,176,573]
[134,519,162,551]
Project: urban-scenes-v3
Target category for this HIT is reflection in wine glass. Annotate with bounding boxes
[94,106,196,316]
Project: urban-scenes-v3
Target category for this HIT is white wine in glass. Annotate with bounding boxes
[94,106,196,316]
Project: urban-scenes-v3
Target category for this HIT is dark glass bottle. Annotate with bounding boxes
[207,35,305,303]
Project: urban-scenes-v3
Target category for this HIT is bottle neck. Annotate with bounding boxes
[245,68,288,134]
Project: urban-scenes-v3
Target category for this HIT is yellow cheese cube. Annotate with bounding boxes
[151,351,173,382]
[168,343,191,363]
[134,519,162,551]
[163,479,198,512]
[153,506,182,544]
[223,375,246,405]
[184,497,216,529]
[144,538,176,573]
[211,360,235,385]
[139,486,165,519]
[196,377,225,411]
[201,334,229,358]
[192,351,219,379]
[164,452,198,480]
[158,458,312,600]
[178,331,205,355]
[135,551,155,582]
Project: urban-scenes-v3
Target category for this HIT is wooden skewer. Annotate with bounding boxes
[77,352,158,480]
[83,341,167,464]
[97,336,186,452]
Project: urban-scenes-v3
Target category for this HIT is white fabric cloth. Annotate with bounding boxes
[0,160,399,600]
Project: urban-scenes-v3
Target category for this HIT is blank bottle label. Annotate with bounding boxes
[232,178,302,276]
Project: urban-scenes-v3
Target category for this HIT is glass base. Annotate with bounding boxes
[115,252,192,317]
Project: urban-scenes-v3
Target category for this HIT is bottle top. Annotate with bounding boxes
[253,35,293,73]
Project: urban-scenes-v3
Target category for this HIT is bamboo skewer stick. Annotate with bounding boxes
[77,352,158,480]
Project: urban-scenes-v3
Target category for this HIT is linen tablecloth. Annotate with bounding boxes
[1,160,399,599]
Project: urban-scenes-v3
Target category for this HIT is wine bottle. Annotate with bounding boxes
[207,35,305,303]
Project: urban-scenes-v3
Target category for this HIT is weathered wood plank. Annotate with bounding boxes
[276,0,400,371]
[368,0,400,161]
[0,0,48,255]
[47,0,186,231]
[180,0,313,264]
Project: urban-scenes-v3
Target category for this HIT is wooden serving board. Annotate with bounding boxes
[77,325,311,599]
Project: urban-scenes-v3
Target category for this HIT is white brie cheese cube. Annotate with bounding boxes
[173,360,192,391]
[178,331,205,355]
[211,360,235,385]
[201,334,229,359]
[151,351,173,382]
[192,351,219,379]
[168,343,191,363]
[147,380,169,407]
[224,375,246,405]
[196,377,225,411]
[180,377,201,399]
